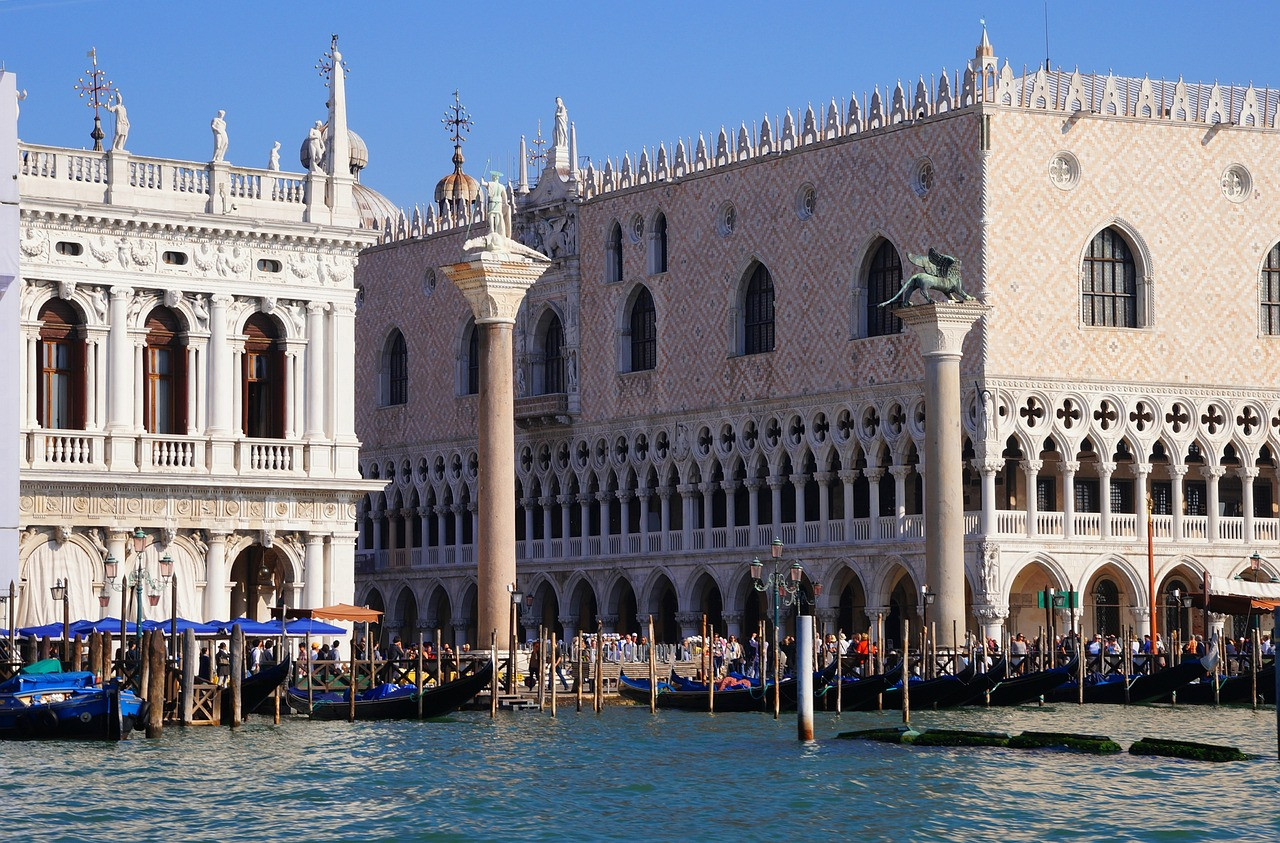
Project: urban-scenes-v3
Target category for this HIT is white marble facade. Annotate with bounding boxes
[14,43,383,626]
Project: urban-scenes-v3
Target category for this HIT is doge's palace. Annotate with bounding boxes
[15,41,384,626]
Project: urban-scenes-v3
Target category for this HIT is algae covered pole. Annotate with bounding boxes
[1274,605,1279,761]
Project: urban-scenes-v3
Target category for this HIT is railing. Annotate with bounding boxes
[374,550,389,570]
[995,510,1026,535]
[240,440,298,472]
[1036,511,1063,536]
[1074,512,1101,537]
[1256,520,1278,542]
[776,523,797,545]
[391,549,409,568]
[963,514,979,536]
[877,515,897,537]
[802,522,822,543]
[848,518,870,541]
[410,548,422,567]
[142,434,203,470]
[1111,513,1137,539]
[827,520,845,542]
[647,534,662,552]
[901,514,925,538]
[30,431,104,466]
[1182,515,1208,540]
[1219,516,1244,541]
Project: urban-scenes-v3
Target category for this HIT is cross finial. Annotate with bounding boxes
[74,46,115,151]
[528,119,547,167]
[442,90,473,147]
[316,36,349,87]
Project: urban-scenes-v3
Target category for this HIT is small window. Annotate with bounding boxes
[629,287,657,371]
[865,240,903,338]
[1262,243,1280,336]
[381,329,408,406]
[55,241,83,257]
[257,259,282,273]
[1081,228,1137,328]
[742,263,775,355]
[162,251,188,266]
[606,222,623,283]
[649,213,668,275]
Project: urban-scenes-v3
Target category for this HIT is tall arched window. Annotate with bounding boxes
[1262,243,1280,335]
[1094,578,1120,637]
[144,306,187,434]
[242,313,285,438]
[541,314,566,394]
[465,321,480,395]
[649,212,668,275]
[1082,228,1138,327]
[742,262,775,355]
[865,240,902,337]
[629,286,657,371]
[606,222,623,283]
[36,299,86,430]
[381,328,408,406]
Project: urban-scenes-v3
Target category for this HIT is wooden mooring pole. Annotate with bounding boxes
[595,620,604,714]
[88,632,102,685]
[575,632,584,713]
[229,625,244,728]
[146,627,165,738]
[902,619,911,726]
[180,628,196,726]
[490,630,498,720]
[549,632,558,718]
[647,615,657,715]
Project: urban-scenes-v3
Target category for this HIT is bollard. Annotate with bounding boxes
[549,632,558,719]
[101,632,113,683]
[146,627,165,738]
[229,625,244,728]
[575,632,584,713]
[490,631,498,720]
[181,628,196,726]
[796,614,815,742]
[88,632,102,685]
[595,620,604,714]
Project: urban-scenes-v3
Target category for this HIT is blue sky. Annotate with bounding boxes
[2,0,1276,212]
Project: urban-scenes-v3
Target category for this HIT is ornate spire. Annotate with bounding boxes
[435,90,479,216]
[74,47,115,152]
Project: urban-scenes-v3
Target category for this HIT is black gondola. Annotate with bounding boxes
[812,662,905,711]
[1157,661,1275,705]
[1043,659,1204,704]
[224,657,291,721]
[981,659,1075,706]
[617,672,787,712]
[286,660,492,721]
[878,661,979,710]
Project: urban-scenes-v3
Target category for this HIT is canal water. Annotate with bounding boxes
[2,703,1278,841]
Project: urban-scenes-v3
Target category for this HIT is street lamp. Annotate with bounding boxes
[103,529,173,655]
[749,540,808,716]
[507,583,523,692]
[750,539,816,738]
[50,578,70,666]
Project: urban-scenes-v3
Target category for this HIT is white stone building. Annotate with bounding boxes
[1,70,21,614]
[14,43,385,626]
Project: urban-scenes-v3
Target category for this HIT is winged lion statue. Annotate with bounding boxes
[878,248,974,307]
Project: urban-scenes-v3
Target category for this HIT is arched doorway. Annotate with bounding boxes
[394,586,418,647]
[229,544,290,621]
[649,574,678,644]
[1007,559,1064,637]
[569,579,598,637]
[533,581,562,640]
[425,585,452,648]
[691,572,724,636]
[608,577,638,636]
[835,568,869,637]
[884,566,920,652]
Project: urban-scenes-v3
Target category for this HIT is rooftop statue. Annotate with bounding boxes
[267,141,281,171]
[879,248,974,307]
[463,172,548,261]
[306,121,326,174]
[553,97,568,148]
[211,109,228,162]
[106,91,128,151]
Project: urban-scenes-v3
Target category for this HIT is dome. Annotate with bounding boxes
[434,145,481,206]
[353,182,402,231]
[300,123,368,176]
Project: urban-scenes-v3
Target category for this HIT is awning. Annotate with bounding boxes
[295,603,382,623]
[285,618,346,636]
[1195,593,1280,616]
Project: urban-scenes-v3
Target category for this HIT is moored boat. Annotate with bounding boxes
[617,672,786,712]
[0,660,145,741]
[1043,659,1205,704]
[286,660,492,721]
[981,659,1075,706]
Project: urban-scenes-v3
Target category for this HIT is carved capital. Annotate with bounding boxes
[439,252,551,324]
[973,604,1010,622]
[895,301,990,358]
[1062,460,1081,474]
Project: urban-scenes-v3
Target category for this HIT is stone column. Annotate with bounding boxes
[700,482,715,545]
[558,494,573,553]
[1203,466,1224,542]
[304,302,327,438]
[636,490,651,551]
[206,295,232,434]
[745,479,761,542]
[202,531,230,621]
[1099,461,1115,542]
[1022,459,1042,538]
[722,611,744,640]
[329,533,356,606]
[440,245,550,646]
[105,287,133,433]
[815,471,831,539]
[303,533,325,609]
[976,458,1001,536]
[540,497,555,557]
[768,477,784,537]
[597,491,613,548]
[675,611,701,642]
[889,465,910,537]
[677,484,695,550]
[658,488,671,551]
[1239,467,1258,544]
[1062,460,1078,540]
[865,468,884,540]
[521,499,534,556]
[618,489,632,547]
[838,469,857,538]
[897,301,989,648]
[1134,463,1150,543]
[1170,464,1186,541]
[790,473,806,531]
[578,495,591,550]
[974,605,1008,647]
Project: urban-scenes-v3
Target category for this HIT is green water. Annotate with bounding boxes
[2,703,1277,842]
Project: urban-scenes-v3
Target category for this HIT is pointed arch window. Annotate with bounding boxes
[242,313,285,439]
[541,314,566,394]
[144,306,187,434]
[865,240,902,337]
[606,222,623,283]
[466,322,480,395]
[381,328,408,406]
[629,286,657,371]
[1082,228,1138,327]
[1262,243,1280,335]
[742,263,775,355]
[649,213,668,275]
[36,299,87,430]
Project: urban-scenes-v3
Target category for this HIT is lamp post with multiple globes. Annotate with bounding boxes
[103,528,173,655]
[749,538,818,737]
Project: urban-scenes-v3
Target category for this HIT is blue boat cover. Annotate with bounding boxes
[0,670,96,694]
[69,618,141,636]
[141,618,223,635]
[15,622,66,638]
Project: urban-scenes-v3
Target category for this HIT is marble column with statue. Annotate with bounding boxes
[440,173,551,648]
[884,249,989,650]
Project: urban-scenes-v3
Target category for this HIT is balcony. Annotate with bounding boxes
[515,392,571,429]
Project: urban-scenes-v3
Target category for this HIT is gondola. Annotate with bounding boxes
[878,661,980,710]
[617,672,786,712]
[0,661,146,741]
[812,662,904,712]
[286,660,492,721]
[224,657,291,721]
[980,659,1075,706]
[1043,659,1204,704]
[1157,661,1276,705]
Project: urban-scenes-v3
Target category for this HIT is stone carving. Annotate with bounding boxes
[261,528,275,549]
[163,288,181,309]
[516,367,527,397]
[290,254,317,281]
[107,91,129,151]
[87,528,108,558]
[55,525,73,546]
[320,255,351,286]
[19,526,40,548]
[268,141,281,171]
[57,279,75,300]
[211,110,228,162]
[307,121,326,174]
[191,294,209,328]
[981,542,1000,597]
[260,296,277,315]
[535,214,577,259]
[190,530,208,557]
[879,249,973,307]
[216,245,249,278]
[162,525,178,546]
[484,173,514,240]
[92,288,108,321]
[566,349,578,392]
[19,227,46,260]
[194,244,216,273]
[553,97,568,148]
[88,236,114,265]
